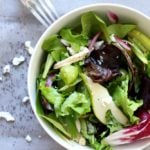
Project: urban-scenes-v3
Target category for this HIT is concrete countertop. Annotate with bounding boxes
[0,0,150,150]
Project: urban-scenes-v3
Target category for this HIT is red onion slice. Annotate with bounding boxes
[107,11,119,23]
[45,74,55,87]
[114,36,131,51]
[88,32,101,50]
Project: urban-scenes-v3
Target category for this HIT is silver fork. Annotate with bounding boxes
[21,0,59,27]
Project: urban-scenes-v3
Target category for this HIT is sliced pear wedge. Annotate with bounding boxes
[81,73,128,125]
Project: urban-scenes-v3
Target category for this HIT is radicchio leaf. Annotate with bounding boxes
[105,111,150,145]
[122,111,150,142]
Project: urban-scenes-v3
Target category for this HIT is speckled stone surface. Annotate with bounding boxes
[0,0,150,150]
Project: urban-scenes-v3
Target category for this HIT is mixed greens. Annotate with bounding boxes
[36,11,150,149]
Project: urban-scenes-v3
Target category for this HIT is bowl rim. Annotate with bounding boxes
[28,3,150,150]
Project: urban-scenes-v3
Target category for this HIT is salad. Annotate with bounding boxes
[36,11,150,150]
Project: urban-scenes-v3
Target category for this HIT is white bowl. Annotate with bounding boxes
[28,3,150,150]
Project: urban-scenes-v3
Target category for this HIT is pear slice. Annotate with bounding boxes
[81,73,128,125]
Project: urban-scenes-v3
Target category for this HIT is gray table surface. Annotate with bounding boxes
[0,0,150,150]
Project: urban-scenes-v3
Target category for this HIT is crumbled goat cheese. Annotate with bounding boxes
[0,77,2,81]
[94,41,104,50]
[12,56,25,66]
[78,136,86,146]
[22,96,30,104]
[38,135,42,139]
[25,135,32,143]
[25,41,34,55]
[3,65,10,74]
[0,112,15,122]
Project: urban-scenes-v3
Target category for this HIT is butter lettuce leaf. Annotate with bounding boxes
[42,34,65,52]
[39,79,91,117]
[42,34,67,61]
[59,116,79,138]
[60,28,88,51]
[39,80,65,116]
[61,92,91,116]
[108,24,136,38]
[106,110,123,133]
[81,12,110,42]
[36,81,44,115]
[108,72,143,124]
[40,113,71,138]
[60,65,79,85]
[42,54,54,79]
[80,119,112,150]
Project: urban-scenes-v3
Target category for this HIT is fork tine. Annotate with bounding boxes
[45,0,58,21]
[33,2,52,25]
[44,0,59,19]
[30,8,49,27]
[21,0,59,27]
[38,0,56,22]
[21,0,51,27]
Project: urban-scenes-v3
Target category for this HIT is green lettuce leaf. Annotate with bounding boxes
[42,34,67,61]
[59,65,79,85]
[61,92,91,116]
[81,12,110,42]
[42,54,54,79]
[108,24,136,38]
[39,80,65,116]
[113,86,142,124]
[41,111,79,138]
[128,38,148,64]
[80,119,112,150]
[108,72,143,124]
[40,113,71,138]
[60,28,88,51]
[52,127,69,140]
[128,29,150,51]
[106,110,123,133]
[128,29,150,77]
[36,80,44,115]
[51,50,69,62]
[42,34,65,52]
[59,78,82,92]
[39,80,91,117]
[59,116,79,138]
